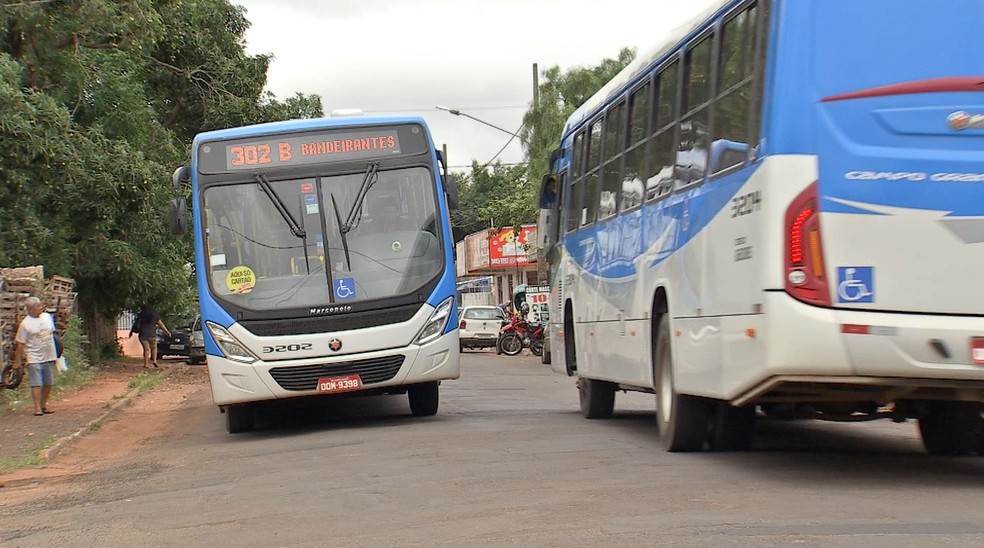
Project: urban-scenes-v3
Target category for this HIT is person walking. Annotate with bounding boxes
[128,303,171,368]
[12,297,58,416]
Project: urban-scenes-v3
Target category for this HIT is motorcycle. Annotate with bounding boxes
[528,322,544,357]
[497,313,532,356]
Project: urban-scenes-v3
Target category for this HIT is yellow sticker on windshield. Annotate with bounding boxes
[226,266,255,295]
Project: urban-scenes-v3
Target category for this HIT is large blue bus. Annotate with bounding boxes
[538,0,984,453]
[171,114,460,433]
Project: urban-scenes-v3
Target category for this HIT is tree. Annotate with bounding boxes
[449,49,635,242]
[451,162,532,241]
[522,48,635,183]
[0,0,322,355]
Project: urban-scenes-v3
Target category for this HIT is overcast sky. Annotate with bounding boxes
[233,0,717,170]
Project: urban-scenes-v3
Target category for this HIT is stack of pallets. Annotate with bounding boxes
[0,266,77,366]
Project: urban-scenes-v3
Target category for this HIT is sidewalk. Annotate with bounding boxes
[0,359,196,472]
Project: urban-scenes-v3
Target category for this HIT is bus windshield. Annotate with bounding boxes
[202,165,442,312]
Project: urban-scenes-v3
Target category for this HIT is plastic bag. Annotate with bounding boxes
[56,356,68,372]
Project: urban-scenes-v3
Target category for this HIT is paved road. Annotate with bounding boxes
[3,350,984,546]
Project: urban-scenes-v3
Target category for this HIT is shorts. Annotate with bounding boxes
[28,361,55,387]
[139,336,159,345]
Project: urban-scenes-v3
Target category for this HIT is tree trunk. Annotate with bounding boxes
[78,299,120,361]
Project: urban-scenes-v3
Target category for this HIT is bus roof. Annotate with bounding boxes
[562,0,735,138]
[192,115,432,146]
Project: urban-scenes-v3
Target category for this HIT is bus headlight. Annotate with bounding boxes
[206,321,259,363]
[414,297,454,346]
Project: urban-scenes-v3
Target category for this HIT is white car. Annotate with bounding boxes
[458,305,506,352]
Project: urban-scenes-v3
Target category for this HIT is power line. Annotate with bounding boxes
[479,124,524,169]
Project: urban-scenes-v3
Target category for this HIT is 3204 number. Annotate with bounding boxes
[731,190,762,218]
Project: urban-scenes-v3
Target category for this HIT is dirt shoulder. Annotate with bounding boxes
[0,359,209,499]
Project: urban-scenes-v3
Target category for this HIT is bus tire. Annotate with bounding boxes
[578,377,615,419]
[563,305,577,376]
[225,404,255,434]
[408,382,439,417]
[917,400,983,456]
[654,315,710,452]
[709,402,755,451]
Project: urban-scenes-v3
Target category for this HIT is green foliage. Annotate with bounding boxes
[0,0,321,350]
[522,48,636,182]
[450,49,635,240]
[62,314,91,372]
[452,162,535,239]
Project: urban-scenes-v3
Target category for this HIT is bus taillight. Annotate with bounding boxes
[784,182,831,306]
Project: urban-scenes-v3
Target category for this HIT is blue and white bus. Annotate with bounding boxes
[171,114,460,433]
[538,0,984,453]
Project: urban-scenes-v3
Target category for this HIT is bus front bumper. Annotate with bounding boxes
[205,332,459,407]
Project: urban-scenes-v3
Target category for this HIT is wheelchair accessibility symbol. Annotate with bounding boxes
[333,277,356,300]
[836,267,874,303]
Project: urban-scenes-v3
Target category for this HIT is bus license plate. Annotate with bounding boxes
[317,374,362,393]
[972,338,984,364]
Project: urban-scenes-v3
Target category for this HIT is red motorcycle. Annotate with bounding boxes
[528,322,545,357]
[497,313,532,356]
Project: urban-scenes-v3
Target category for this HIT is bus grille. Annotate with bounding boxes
[268,355,406,391]
[240,304,421,336]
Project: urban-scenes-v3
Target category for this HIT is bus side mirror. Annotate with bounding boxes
[172,165,190,190]
[169,197,188,235]
[538,174,557,208]
[445,172,460,210]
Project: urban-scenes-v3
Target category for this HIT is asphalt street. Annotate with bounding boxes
[3,350,984,547]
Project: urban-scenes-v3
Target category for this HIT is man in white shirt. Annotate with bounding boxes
[13,297,58,416]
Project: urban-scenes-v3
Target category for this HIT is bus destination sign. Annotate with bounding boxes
[199,128,404,174]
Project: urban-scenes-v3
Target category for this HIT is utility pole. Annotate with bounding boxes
[533,63,539,108]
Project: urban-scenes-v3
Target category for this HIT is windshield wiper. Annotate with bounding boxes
[341,162,379,233]
[330,194,351,271]
[255,173,306,239]
[255,173,310,273]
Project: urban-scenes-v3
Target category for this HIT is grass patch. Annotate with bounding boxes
[127,371,165,394]
[1,363,97,411]
[0,436,56,474]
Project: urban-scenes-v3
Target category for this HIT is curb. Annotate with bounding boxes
[40,386,143,463]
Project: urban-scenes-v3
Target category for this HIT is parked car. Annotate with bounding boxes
[188,316,205,365]
[458,305,506,352]
[156,319,193,359]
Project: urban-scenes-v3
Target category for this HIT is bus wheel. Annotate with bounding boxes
[578,377,615,419]
[917,400,983,456]
[408,382,440,417]
[563,308,577,376]
[654,315,710,452]
[709,402,756,451]
[225,404,255,434]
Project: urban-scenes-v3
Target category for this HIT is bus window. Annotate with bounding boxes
[679,35,714,186]
[712,2,759,175]
[599,101,625,219]
[622,82,650,210]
